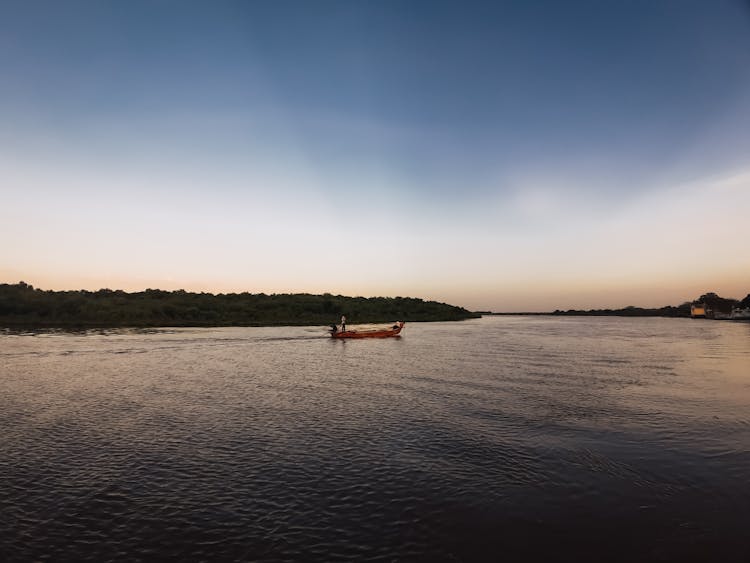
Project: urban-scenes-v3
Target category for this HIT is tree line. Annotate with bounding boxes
[0,282,480,328]
[550,292,750,317]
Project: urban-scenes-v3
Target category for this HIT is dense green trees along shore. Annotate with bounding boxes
[2,283,746,327]
[550,292,750,317]
[0,282,480,328]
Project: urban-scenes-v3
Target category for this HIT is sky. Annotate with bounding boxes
[1,0,749,312]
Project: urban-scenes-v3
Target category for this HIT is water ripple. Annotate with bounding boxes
[1,318,749,561]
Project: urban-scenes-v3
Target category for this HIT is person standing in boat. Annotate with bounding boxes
[341,315,346,332]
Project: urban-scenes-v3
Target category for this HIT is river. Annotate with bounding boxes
[1,316,749,561]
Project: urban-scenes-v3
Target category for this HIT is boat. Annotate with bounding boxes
[330,321,405,339]
[730,307,750,320]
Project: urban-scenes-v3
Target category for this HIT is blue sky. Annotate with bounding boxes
[2,1,749,311]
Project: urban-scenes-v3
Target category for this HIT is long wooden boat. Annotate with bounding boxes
[330,321,405,339]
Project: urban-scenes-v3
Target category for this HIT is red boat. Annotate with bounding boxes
[330,321,405,339]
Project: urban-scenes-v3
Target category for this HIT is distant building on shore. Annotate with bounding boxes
[690,303,706,318]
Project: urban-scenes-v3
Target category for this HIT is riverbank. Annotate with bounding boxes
[487,290,750,318]
[0,282,479,328]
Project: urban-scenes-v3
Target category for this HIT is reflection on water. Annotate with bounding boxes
[1,317,749,561]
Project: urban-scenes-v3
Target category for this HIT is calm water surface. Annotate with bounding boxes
[1,317,749,562]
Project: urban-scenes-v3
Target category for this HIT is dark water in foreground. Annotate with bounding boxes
[1,317,749,562]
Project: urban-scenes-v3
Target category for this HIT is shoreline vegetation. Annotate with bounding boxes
[0,282,479,328]
[2,283,747,328]
[485,291,750,317]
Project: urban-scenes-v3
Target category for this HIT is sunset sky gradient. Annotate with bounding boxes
[2,0,749,311]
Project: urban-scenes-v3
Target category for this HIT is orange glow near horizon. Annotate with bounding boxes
[2,164,749,312]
